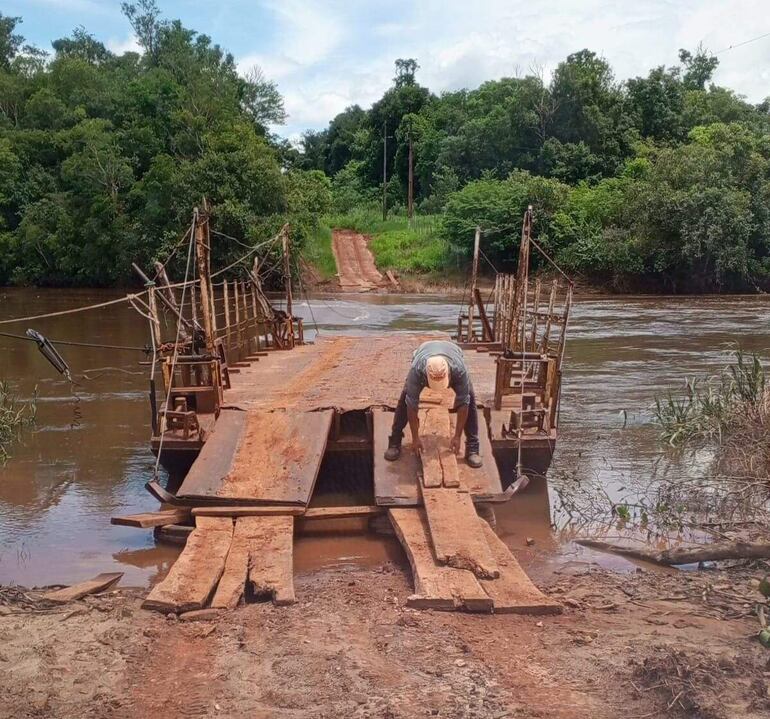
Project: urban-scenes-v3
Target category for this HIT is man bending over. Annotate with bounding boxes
[384,340,482,469]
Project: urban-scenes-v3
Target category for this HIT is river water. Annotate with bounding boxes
[1,288,769,587]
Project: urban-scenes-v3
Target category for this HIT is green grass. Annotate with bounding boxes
[0,380,36,463]
[323,209,452,274]
[302,223,337,280]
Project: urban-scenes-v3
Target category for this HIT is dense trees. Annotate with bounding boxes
[0,7,320,286]
[303,50,770,292]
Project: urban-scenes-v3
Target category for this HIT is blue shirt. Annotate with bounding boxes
[404,340,471,410]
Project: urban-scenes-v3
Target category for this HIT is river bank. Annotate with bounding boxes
[2,561,768,719]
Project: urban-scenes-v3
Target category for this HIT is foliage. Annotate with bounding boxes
[653,349,766,446]
[302,223,336,279]
[0,8,328,287]
[300,50,770,292]
[0,380,36,463]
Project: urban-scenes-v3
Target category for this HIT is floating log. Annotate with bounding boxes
[43,572,123,603]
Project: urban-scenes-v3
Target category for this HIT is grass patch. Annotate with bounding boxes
[324,209,452,274]
[302,223,337,279]
[0,380,37,463]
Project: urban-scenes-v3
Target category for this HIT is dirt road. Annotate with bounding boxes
[2,562,768,718]
[332,229,387,291]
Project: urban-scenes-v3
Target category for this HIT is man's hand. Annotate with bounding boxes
[412,436,424,454]
[449,434,462,454]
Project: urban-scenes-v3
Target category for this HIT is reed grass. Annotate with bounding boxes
[0,381,37,463]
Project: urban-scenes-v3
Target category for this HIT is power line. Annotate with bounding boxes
[715,30,770,55]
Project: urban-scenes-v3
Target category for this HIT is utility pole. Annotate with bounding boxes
[407,124,414,222]
[382,122,388,221]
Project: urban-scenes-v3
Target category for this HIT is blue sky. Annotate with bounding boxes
[6,0,770,140]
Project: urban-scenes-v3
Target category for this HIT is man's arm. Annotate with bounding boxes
[450,404,468,454]
[407,404,423,452]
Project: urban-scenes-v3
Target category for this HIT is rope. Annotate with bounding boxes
[153,222,196,481]
[0,293,145,326]
[0,330,149,353]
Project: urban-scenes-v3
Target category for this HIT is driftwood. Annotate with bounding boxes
[576,538,770,566]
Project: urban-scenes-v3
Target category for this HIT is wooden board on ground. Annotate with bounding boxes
[373,409,503,505]
[43,572,123,603]
[193,505,304,518]
[420,485,499,579]
[478,520,562,615]
[180,409,333,506]
[111,508,190,528]
[142,517,233,613]
[212,515,295,608]
[389,508,492,612]
[177,409,246,500]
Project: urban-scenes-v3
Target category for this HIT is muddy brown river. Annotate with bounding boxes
[1,288,768,587]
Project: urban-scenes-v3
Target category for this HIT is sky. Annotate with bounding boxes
[5,0,770,140]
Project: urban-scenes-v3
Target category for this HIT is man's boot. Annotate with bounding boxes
[466,449,483,469]
[384,441,401,461]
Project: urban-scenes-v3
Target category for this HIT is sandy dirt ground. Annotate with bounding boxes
[331,230,387,292]
[2,560,769,719]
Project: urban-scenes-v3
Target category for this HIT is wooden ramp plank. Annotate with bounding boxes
[419,406,450,488]
[479,521,562,615]
[421,485,499,579]
[219,409,333,505]
[43,573,123,603]
[142,517,233,613]
[373,408,503,506]
[373,407,420,505]
[210,515,295,608]
[389,508,492,612]
[177,409,247,499]
[246,515,295,605]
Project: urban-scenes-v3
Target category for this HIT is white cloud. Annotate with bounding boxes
[106,34,141,56]
[234,0,770,138]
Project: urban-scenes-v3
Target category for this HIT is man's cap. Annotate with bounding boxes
[426,356,450,390]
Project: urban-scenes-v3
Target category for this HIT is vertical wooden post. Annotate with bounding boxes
[233,280,242,358]
[147,285,162,349]
[467,226,481,342]
[282,226,293,318]
[195,208,215,356]
[223,280,231,355]
[250,282,261,351]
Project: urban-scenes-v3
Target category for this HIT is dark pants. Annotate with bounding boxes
[389,383,480,455]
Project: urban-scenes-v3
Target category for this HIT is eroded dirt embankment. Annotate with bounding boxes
[1,563,768,719]
[331,229,387,292]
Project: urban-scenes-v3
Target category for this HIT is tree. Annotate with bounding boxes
[394,58,419,88]
[679,46,719,91]
[0,13,23,69]
[121,0,165,64]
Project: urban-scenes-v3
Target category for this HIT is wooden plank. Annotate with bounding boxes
[419,407,449,488]
[478,521,562,615]
[247,515,295,605]
[304,505,384,520]
[142,517,233,613]
[420,485,499,579]
[373,408,502,505]
[43,572,123,603]
[111,508,190,528]
[215,409,333,505]
[389,508,492,612]
[193,506,304,518]
[177,409,247,499]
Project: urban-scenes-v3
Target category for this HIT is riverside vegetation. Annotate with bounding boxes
[1,5,770,292]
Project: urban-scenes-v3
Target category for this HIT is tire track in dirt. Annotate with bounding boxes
[331,229,386,291]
